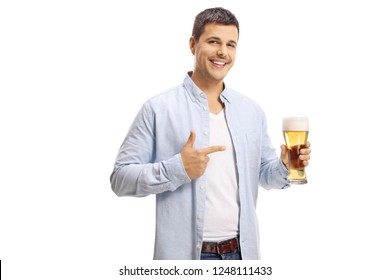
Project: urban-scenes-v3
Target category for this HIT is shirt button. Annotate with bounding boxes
[204,131,208,136]
[196,243,202,249]
[202,106,207,111]
[197,215,202,220]
[200,185,205,190]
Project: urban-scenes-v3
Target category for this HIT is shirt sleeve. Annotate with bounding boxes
[110,102,191,197]
[258,113,290,189]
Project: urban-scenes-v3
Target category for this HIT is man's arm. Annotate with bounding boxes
[110,103,191,197]
[110,103,225,197]
[258,116,290,189]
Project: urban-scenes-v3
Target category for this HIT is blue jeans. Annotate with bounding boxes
[200,248,242,260]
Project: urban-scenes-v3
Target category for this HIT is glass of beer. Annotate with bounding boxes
[283,117,309,184]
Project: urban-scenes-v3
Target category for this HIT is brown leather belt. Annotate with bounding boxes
[201,237,239,255]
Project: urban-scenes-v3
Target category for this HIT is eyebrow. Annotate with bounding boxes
[206,36,237,46]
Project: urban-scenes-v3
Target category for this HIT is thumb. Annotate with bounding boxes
[184,130,196,148]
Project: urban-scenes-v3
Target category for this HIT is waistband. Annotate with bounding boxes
[201,237,239,255]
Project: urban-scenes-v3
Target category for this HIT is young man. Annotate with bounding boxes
[110,7,311,260]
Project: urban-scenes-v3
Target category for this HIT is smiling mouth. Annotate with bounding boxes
[211,60,227,67]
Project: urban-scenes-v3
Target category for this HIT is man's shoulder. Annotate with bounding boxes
[225,87,265,113]
[145,83,186,104]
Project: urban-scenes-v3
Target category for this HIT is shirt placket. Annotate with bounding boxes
[193,91,210,258]
[223,99,248,257]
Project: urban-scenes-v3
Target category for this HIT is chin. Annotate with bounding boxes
[214,74,228,82]
[210,70,228,80]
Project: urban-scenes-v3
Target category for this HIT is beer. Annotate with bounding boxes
[283,117,309,184]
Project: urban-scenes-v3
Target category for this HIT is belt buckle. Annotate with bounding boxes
[216,237,237,255]
[216,239,229,255]
[216,242,221,255]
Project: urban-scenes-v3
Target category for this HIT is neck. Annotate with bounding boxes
[191,71,224,114]
[190,71,224,98]
[189,71,225,114]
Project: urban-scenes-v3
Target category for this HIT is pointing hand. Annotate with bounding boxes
[181,131,225,179]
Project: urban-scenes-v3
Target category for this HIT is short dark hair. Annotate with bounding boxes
[192,7,239,42]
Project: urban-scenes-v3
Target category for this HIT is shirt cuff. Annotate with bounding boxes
[163,153,191,191]
[278,159,290,189]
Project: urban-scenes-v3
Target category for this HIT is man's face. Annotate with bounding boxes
[190,23,238,84]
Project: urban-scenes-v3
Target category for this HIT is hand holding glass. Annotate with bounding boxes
[283,117,309,184]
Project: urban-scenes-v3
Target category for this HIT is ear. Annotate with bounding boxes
[189,36,196,55]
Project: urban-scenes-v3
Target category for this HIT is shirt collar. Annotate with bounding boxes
[183,71,232,104]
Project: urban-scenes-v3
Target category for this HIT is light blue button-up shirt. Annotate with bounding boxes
[110,72,289,260]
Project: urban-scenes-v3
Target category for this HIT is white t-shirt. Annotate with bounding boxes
[203,109,240,242]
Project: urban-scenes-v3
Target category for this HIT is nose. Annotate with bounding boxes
[217,47,227,58]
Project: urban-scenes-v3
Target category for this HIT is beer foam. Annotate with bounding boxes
[283,117,309,131]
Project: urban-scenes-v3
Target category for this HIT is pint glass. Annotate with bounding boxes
[282,117,309,184]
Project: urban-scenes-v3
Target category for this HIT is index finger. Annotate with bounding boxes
[199,145,226,155]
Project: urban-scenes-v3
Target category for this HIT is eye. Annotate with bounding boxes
[228,43,236,48]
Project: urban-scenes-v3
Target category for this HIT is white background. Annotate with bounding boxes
[1,0,389,279]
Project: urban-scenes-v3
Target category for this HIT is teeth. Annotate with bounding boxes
[213,61,225,66]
